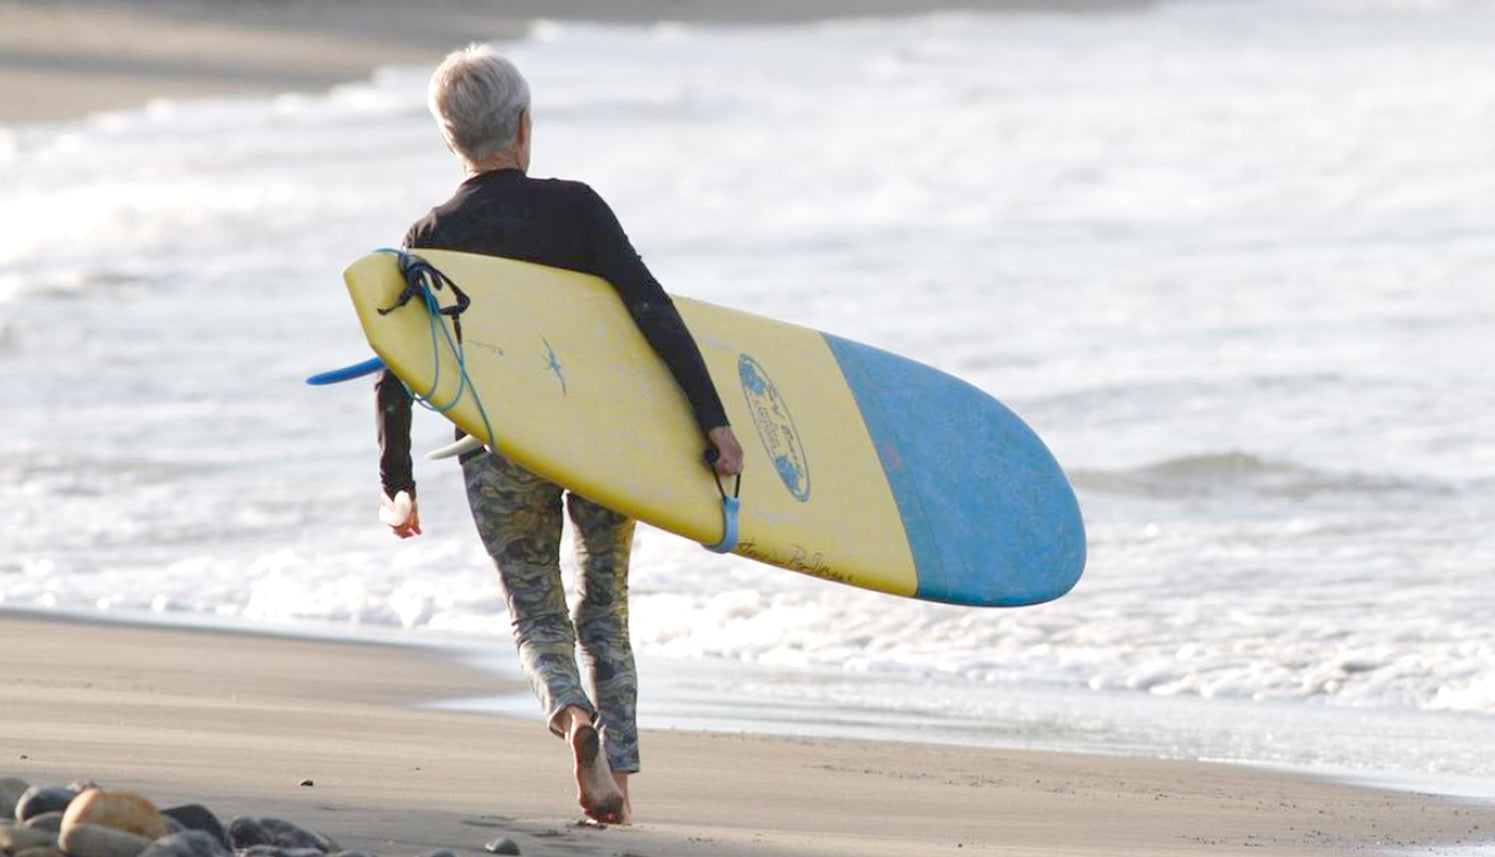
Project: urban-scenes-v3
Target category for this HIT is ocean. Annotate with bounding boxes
[3,0,1493,792]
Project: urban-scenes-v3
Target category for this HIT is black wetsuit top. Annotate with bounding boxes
[377,168,730,500]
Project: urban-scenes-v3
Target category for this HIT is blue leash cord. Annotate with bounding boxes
[374,248,500,451]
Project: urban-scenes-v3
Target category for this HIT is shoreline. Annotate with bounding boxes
[15,605,1495,801]
[0,0,1153,123]
[3,608,1493,856]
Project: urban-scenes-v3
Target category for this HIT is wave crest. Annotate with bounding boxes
[1072,451,1443,500]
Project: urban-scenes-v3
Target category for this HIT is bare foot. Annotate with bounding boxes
[612,771,632,825]
[568,717,625,824]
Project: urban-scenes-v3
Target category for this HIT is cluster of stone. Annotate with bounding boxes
[0,778,507,857]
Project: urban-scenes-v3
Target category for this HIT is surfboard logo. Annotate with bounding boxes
[738,354,810,502]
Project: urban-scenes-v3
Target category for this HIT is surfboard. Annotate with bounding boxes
[340,249,1085,607]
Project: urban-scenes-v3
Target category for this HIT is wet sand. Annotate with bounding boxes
[2,611,1490,857]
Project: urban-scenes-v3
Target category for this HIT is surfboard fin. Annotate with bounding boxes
[426,434,488,461]
[704,495,741,554]
[306,356,386,385]
[703,465,742,553]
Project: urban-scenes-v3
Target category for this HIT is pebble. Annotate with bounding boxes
[484,837,521,855]
[57,822,153,857]
[20,814,64,833]
[0,825,57,853]
[158,807,227,852]
[63,790,169,840]
[0,779,30,820]
[138,831,231,857]
[14,789,75,824]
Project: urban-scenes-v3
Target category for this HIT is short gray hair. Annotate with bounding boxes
[427,44,531,165]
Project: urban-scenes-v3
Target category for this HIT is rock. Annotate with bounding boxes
[484,837,520,856]
[0,779,30,820]
[20,815,64,833]
[227,819,337,857]
[225,819,269,851]
[137,832,229,857]
[156,809,224,853]
[14,790,75,824]
[57,823,152,857]
[0,826,57,853]
[257,820,336,854]
[61,791,167,841]
[238,847,324,857]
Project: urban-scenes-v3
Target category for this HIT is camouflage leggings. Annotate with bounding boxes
[461,450,641,773]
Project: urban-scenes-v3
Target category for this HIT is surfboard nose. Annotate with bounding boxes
[825,335,1087,607]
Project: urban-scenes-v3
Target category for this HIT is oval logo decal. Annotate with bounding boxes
[738,354,810,502]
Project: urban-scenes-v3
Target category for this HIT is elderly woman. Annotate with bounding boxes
[375,44,743,824]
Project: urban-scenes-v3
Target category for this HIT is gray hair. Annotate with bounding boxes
[427,44,531,165]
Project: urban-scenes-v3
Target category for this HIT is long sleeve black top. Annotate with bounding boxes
[377,168,730,499]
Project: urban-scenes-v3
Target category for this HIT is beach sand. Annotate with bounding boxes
[2,612,1490,857]
[3,1,1493,855]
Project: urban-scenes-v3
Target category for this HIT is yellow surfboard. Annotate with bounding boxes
[341,249,1084,607]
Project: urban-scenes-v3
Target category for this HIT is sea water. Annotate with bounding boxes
[2,0,1493,787]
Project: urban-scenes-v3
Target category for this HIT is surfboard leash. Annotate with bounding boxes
[372,248,500,453]
[377,250,471,336]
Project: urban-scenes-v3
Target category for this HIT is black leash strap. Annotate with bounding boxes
[378,252,472,341]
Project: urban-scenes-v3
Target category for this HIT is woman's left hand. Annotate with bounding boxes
[705,426,744,476]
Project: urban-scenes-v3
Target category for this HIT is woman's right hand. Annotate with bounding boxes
[380,491,423,539]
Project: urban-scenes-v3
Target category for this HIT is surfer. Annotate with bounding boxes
[374,44,743,825]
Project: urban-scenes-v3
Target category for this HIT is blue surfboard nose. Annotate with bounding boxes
[825,335,1086,606]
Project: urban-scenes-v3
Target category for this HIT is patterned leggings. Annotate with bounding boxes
[461,450,641,773]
